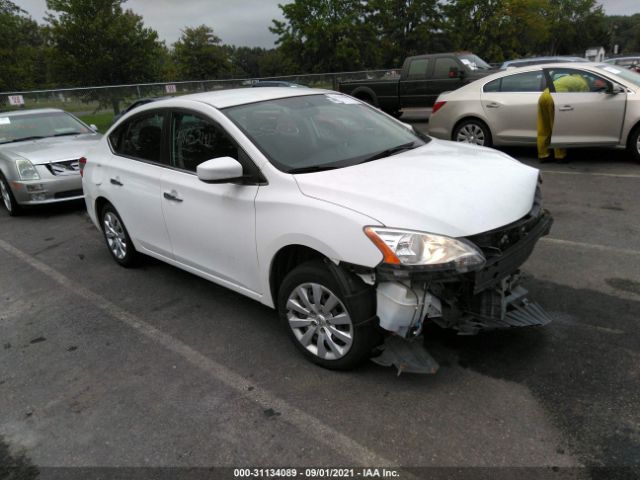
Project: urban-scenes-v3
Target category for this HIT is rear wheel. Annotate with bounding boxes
[101,203,139,267]
[629,125,640,163]
[453,119,493,147]
[0,172,20,216]
[278,260,381,370]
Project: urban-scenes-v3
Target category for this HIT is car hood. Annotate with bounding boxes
[293,139,539,237]
[0,134,102,164]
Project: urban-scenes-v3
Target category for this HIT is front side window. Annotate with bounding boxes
[110,112,164,163]
[223,94,426,173]
[548,68,610,93]
[433,58,460,78]
[170,113,239,172]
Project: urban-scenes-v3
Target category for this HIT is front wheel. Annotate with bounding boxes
[278,260,381,370]
[453,119,493,147]
[101,203,139,267]
[0,172,20,216]
[629,125,640,163]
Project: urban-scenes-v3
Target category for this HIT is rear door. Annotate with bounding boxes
[480,69,545,145]
[105,111,173,258]
[547,67,627,146]
[160,109,262,296]
[399,57,430,108]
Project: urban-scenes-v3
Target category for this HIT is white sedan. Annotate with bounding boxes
[428,62,640,162]
[82,88,552,372]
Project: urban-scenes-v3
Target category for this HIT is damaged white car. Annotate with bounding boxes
[82,88,552,373]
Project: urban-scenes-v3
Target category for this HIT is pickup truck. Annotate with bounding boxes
[338,52,495,116]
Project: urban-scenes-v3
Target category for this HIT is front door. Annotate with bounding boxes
[547,68,627,146]
[160,110,261,296]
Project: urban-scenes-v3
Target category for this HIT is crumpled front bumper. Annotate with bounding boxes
[372,210,554,338]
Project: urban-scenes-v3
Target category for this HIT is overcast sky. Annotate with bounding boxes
[17,0,640,48]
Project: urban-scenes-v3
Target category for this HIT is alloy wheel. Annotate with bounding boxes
[456,124,486,145]
[0,179,12,212]
[286,282,354,361]
[103,212,127,260]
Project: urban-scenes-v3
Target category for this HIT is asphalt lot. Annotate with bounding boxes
[1,117,639,479]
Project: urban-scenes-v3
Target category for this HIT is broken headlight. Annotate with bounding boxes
[364,227,485,273]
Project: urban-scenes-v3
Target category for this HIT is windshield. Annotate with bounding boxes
[223,94,426,173]
[458,54,492,70]
[0,111,91,144]
[598,64,640,87]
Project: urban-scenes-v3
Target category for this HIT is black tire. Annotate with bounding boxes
[100,203,139,267]
[0,172,20,216]
[628,125,640,163]
[452,119,493,147]
[278,260,382,370]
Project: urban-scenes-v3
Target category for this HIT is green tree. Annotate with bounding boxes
[604,13,640,54]
[258,49,300,77]
[171,25,231,80]
[367,0,445,68]
[545,0,608,55]
[0,1,46,91]
[271,0,380,73]
[46,0,165,112]
[442,0,550,63]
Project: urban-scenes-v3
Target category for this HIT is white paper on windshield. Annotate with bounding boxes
[603,66,622,74]
[325,94,360,104]
[0,117,10,125]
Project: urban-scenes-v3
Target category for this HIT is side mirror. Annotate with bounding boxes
[197,157,244,183]
[448,67,461,78]
[90,124,98,132]
[609,84,625,95]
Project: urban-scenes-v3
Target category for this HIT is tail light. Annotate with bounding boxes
[432,101,447,115]
[79,157,87,177]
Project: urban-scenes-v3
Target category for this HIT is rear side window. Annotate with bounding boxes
[433,58,460,78]
[483,71,544,92]
[110,112,165,163]
[407,59,429,80]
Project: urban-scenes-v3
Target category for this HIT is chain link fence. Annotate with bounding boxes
[0,70,398,129]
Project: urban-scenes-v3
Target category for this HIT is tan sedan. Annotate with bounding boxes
[428,63,640,162]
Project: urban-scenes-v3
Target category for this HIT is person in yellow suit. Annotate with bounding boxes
[537,73,589,162]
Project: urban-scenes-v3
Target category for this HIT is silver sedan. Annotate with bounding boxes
[428,63,640,162]
[0,108,102,215]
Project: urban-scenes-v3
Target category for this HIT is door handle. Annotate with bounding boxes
[110,178,123,186]
[163,191,183,203]
[486,102,501,108]
[559,105,574,111]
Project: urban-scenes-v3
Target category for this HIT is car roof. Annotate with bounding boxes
[502,56,586,66]
[0,108,64,117]
[168,87,330,109]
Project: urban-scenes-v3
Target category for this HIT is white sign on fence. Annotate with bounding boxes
[165,84,177,94]
[8,95,25,106]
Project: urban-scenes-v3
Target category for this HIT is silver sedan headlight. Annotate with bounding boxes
[364,227,485,273]
[15,158,40,180]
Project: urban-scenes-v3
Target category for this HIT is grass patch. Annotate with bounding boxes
[78,111,114,133]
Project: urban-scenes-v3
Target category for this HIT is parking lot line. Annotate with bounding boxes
[0,238,401,470]
[540,170,640,179]
[540,237,640,257]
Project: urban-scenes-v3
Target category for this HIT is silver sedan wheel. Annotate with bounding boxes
[456,123,486,145]
[103,212,127,260]
[0,178,12,212]
[286,282,353,361]
[636,134,640,155]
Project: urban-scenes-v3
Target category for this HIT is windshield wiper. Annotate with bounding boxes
[358,141,418,164]
[288,165,340,174]
[53,131,83,137]
[2,136,47,144]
